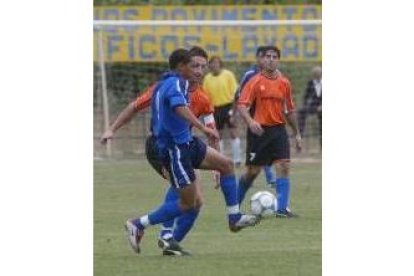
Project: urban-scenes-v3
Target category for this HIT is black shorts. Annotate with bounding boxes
[214,103,236,130]
[145,135,165,179]
[245,125,290,166]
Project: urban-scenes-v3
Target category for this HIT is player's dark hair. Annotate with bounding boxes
[169,48,191,70]
[208,55,222,66]
[262,45,281,58]
[256,46,267,57]
[188,46,208,60]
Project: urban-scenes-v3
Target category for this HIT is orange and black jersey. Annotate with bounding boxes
[133,83,156,111]
[134,83,214,118]
[188,85,215,118]
[238,72,295,126]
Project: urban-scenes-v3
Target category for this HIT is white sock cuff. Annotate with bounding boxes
[231,138,241,162]
[227,204,240,215]
[140,215,150,227]
[219,140,224,152]
[160,226,173,231]
[232,137,241,145]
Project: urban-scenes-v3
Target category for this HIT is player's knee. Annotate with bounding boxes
[180,196,203,211]
[275,161,290,177]
[245,166,261,179]
[194,197,203,211]
[219,156,235,175]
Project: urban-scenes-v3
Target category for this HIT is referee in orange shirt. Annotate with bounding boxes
[237,45,302,218]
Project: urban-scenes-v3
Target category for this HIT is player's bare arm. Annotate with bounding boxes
[100,102,138,144]
[175,106,219,140]
[202,113,221,188]
[237,105,264,136]
[285,111,303,152]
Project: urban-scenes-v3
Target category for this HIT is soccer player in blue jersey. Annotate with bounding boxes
[124,48,259,255]
[231,46,278,189]
[101,46,221,256]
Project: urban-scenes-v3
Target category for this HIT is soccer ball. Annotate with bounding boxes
[250,191,277,216]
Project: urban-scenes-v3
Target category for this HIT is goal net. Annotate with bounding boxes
[93,15,322,159]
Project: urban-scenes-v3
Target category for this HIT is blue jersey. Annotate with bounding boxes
[234,65,260,101]
[151,72,191,153]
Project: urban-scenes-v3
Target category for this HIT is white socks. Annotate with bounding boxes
[232,138,241,163]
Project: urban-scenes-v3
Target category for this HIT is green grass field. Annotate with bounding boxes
[94,159,321,276]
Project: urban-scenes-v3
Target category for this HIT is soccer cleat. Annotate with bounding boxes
[275,209,298,218]
[229,214,260,232]
[158,237,191,256]
[124,219,144,254]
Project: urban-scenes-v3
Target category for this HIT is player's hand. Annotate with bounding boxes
[295,134,303,153]
[248,121,264,136]
[203,126,219,140]
[213,171,220,189]
[100,130,114,145]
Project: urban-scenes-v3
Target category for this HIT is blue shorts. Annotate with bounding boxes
[145,135,165,179]
[162,136,207,188]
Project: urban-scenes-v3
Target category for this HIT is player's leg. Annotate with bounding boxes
[158,187,202,243]
[271,126,296,218]
[263,165,277,186]
[159,186,179,240]
[145,134,190,252]
[146,134,189,244]
[196,140,258,232]
[317,110,322,146]
[171,172,202,242]
[214,107,226,153]
[238,128,272,205]
[273,161,295,217]
[238,165,261,205]
[145,134,196,254]
[158,178,202,256]
[125,144,200,254]
[227,106,242,166]
[297,106,308,137]
[157,141,207,255]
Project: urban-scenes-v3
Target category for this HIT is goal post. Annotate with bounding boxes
[93,19,322,159]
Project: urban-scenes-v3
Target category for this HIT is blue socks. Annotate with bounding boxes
[263,166,276,185]
[220,174,239,207]
[159,187,180,236]
[220,174,241,223]
[173,208,199,242]
[238,175,254,204]
[146,200,183,227]
[275,177,290,211]
[159,187,200,242]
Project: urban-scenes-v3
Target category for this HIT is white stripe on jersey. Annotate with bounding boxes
[176,79,189,105]
[155,88,161,121]
[176,79,181,93]
[184,80,189,96]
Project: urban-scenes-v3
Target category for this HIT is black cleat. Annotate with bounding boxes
[275,209,299,218]
[228,214,260,232]
[158,237,191,256]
